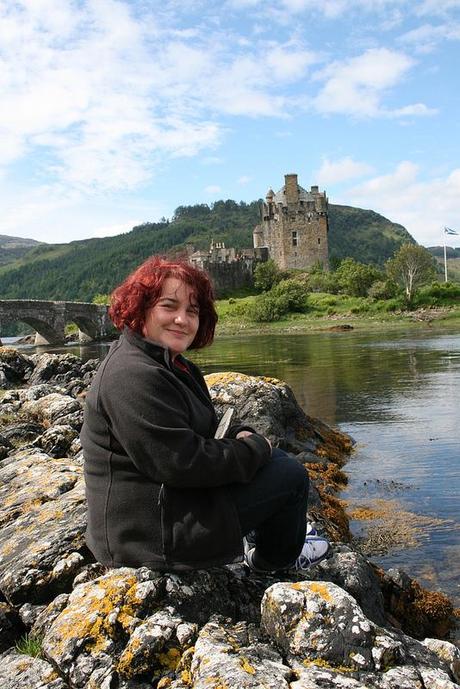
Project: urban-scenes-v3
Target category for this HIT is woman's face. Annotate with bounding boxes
[141,277,200,358]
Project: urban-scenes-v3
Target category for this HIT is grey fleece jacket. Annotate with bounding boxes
[81,328,271,569]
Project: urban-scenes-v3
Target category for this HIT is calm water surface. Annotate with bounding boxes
[15,327,460,604]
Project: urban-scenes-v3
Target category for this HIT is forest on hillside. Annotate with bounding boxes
[0,200,414,302]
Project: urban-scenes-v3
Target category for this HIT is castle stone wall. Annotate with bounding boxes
[201,259,255,296]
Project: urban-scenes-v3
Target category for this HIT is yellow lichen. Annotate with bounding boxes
[49,573,138,658]
[302,658,354,673]
[239,656,256,674]
[157,678,172,689]
[157,647,181,670]
[308,582,332,602]
[180,669,192,685]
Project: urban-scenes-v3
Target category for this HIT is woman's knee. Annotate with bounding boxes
[270,449,309,494]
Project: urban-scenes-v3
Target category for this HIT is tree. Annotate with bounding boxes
[334,258,381,297]
[386,243,436,304]
[253,259,282,292]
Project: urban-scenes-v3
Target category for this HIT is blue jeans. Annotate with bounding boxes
[227,449,309,569]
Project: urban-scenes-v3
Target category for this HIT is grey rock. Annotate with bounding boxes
[19,384,64,402]
[31,594,70,638]
[261,580,459,687]
[422,638,460,683]
[189,617,292,688]
[28,353,86,387]
[18,602,46,628]
[0,348,34,388]
[22,393,82,426]
[0,449,88,604]
[0,649,67,689]
[2,422,44,444]
[33,425,79,458]
[205,372,353,457]
[315,546,387,626]
[296,450,328,465]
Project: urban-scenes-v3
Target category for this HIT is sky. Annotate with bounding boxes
[1,0,459,248]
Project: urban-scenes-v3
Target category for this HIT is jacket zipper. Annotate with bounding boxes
[158,484,168,564]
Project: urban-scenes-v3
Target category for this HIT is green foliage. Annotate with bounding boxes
[15,633,44,658]
[334,258,382,297]
[367,279,399,300]
[92,293,110,304]
[247,293,289,322]
[308,270,340,294]
[271,278,309,311]
[65,322,78,334]
[413,281,460,307]
[253,259,282,292]
[386,243,436,303]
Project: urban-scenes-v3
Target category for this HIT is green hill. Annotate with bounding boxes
[0,235,43,266]
[0,201,415,302]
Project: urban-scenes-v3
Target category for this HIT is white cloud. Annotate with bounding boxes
[237,175,252,184]
[416,0,460,16]
[389,103,438,116]
[347,162,460,245]
[316,157,374,185]
[399,22,460,52]
[313,48,432,118]
[0,1,323,194]
[204,185,222,194]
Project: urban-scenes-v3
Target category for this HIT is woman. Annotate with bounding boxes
[81,256,330,572]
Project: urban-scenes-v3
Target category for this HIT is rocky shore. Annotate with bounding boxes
[0,346,459,689]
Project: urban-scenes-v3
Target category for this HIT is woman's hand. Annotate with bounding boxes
[236,430,272,449]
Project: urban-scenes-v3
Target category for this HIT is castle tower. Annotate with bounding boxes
[253,173,329,270]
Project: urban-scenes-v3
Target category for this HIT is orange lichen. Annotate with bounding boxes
[308,582,333,602]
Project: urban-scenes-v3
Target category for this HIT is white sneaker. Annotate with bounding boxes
[306,521,317,536]
[293,535,331,571]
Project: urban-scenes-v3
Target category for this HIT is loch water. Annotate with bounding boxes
[13,327,460,604]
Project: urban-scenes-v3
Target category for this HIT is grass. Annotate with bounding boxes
[215,292,460,335]
[15,632,44,658]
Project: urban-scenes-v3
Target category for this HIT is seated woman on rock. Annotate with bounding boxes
[81,256,330,573]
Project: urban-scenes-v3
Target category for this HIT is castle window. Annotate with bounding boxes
[318,238,321,244]
[292,231,298,247]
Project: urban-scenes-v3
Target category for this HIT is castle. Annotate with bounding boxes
[188,174,329,293]
[254,173,329,271]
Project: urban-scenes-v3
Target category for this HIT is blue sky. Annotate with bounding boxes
[1,0,459,247]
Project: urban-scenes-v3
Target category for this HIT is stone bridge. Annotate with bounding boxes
[0,300,113,345]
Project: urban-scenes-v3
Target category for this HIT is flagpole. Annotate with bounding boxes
[443,227,459,282]
[444,233,448,282]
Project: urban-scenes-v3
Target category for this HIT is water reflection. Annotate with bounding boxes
[13,328,460,603]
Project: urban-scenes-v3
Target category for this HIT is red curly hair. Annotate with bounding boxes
[109,256,218,349]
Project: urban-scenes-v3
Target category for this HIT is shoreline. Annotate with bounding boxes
[214,306,460,338]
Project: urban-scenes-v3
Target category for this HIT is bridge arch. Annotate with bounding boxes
[0,300,112,345]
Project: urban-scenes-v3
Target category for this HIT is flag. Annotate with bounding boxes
[444,226,458,235]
